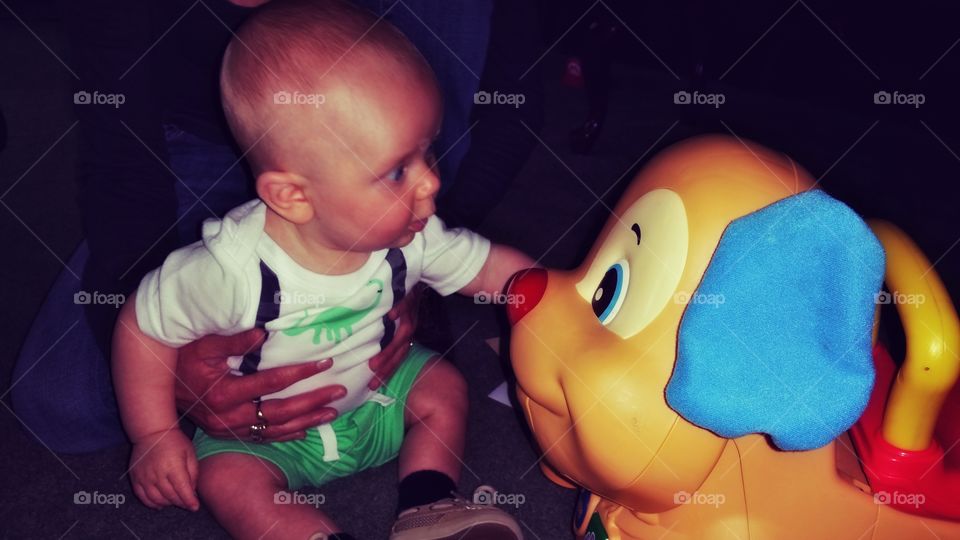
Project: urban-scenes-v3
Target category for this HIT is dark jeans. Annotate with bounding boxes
[10,0,491,453]
[10,127,255,453]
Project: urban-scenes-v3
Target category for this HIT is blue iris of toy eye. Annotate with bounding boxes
[592,260,629,325]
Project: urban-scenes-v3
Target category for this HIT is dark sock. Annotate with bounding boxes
[327,534,356,540]
[397,469,457,513]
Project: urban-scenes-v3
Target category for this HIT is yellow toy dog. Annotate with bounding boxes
[506,136,960,539]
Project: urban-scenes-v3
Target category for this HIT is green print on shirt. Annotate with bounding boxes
[282,279,384,345]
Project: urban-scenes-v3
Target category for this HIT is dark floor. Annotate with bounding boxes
[3,3,960,540]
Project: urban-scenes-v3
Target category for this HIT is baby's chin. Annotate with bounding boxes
[390,231,416,248]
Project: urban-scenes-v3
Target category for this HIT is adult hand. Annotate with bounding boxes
[367,283,424,390]
[175,328,345,442]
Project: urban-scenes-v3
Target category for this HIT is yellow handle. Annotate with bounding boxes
[869,220,960,451]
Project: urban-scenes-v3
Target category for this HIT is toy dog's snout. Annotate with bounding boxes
[505,268,547,325]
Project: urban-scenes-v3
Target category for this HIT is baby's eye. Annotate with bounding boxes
[385,165,407,183]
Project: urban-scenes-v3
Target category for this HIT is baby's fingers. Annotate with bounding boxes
[156,477,187,509]
[186,450,199,490]
[133,483,162,510]
[171,454,200,511]
[144,483,174,509]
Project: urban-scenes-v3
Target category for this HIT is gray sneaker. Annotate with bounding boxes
[389,486,524,540]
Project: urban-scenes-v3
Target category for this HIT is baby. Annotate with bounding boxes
[111,1,534,538]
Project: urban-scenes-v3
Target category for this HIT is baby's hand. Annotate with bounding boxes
[128,429,200,511]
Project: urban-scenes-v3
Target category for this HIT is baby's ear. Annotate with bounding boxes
[256,171,313,223]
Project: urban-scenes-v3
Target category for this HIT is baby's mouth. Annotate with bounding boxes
[408,218,427,232]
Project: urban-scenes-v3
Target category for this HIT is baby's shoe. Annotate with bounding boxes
[389,485,523,540]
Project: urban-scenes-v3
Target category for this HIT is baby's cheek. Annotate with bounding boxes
[375,202,411,228]
[361,202,412,243]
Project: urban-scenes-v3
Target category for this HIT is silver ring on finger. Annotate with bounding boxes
[249,422,267,442]
[254,399,268,426]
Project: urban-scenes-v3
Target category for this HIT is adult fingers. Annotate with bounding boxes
[258,408,337,442]
[217,359,334,409]
[266,431,308,443]
[191,328,266,362]
[369,340,410,390]
[257,387,343,430]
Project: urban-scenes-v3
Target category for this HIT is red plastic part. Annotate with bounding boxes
[505,268,547,326]
[849,343,960,521]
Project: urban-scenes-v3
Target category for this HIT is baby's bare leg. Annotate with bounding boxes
[399,357,468,482]
[198,453,339,540]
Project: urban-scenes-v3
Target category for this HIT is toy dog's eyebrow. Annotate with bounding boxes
[631,223,642,245]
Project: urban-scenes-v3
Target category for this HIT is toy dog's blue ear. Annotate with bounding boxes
[665,190,885,451]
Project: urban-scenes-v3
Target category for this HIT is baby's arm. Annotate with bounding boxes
[113,291,200,511]
[459,243,538,298]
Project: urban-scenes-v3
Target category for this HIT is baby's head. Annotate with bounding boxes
[221,0,442,251]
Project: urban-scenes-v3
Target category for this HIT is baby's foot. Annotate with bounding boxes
[389,486,523,540]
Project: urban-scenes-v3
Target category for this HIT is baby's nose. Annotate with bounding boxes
[418,168,440,199]
[505,268,547,325]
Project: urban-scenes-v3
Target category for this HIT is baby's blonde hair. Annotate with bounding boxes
[221,0,436,173]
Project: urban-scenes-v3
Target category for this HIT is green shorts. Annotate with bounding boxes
[193,344,435,490]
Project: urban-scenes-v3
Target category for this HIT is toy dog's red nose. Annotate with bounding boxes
[505,268,547,325]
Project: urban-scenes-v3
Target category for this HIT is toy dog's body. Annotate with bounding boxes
[507,136,960,539]
[582,436,955,539]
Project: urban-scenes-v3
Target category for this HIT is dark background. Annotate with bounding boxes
[2,1,959,538]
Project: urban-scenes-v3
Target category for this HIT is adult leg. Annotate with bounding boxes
[9,242,127,453]
[9,125,253,454]
[163,124,254,243]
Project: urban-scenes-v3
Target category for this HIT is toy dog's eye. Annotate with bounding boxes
[592,260,629,325]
